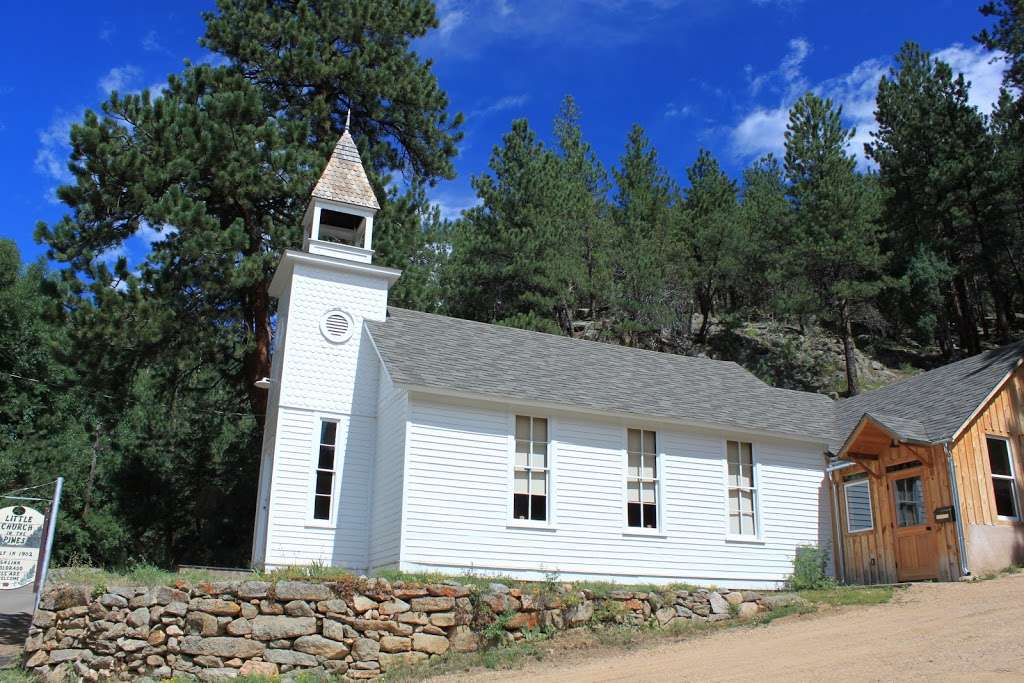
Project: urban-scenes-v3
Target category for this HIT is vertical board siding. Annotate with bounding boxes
[369,372,407,570]
[401,396,830,588]
[835,444,960,584]
[265,407,374,568]
[951,368,1024,565]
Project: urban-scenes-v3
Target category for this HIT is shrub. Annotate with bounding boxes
[788,544,834,590]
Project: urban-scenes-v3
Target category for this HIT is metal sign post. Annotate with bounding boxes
[33,477,62,611]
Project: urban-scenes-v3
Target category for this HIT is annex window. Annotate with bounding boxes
[313,420,338,521]
[727,440,757,536]
[986,436,1019,519]
[844,474,874,533]
[627,429,658,529]
[893,475,925,527]
[514,416,548,522]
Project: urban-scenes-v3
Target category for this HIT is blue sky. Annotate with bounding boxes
[0,0,1007,265]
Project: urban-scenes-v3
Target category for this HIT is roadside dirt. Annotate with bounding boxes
[445,574,1024,682]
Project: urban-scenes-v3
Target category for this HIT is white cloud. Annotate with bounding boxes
[934,43,1006,116]
[99,21,115,43]
[746,36,811,97]
[730,40,1007,165]
[141,30,168,54]
[437,8,466,39]
[664,103,693,118]
[469,94,529,119]
[429,185,480,221]
[98,65,142,95]
[34,111,80,199]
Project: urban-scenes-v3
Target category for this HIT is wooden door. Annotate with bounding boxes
[889,468,939,581]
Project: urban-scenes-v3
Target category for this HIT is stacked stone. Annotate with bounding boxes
[25,579,769,681]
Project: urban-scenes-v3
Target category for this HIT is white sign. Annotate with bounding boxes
[0,505,44,589]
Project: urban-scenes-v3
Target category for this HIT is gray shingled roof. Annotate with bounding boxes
[311,130,380,210]
[832,341,1024,452]
[367,307,835,443]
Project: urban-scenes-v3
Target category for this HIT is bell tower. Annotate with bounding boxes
[302,125,381,264]
[251,122,402,570]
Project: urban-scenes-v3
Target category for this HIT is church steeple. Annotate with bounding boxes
[303,122,380,264]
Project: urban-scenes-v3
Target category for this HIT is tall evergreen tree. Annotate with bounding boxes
[553,96,613,322]
[443,119,571,332]
[677,149,741,342]
[609,125,677,343]
[867,42,1005,352]
[784,93,886,395]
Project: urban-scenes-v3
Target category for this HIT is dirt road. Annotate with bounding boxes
[457,574,1024,682]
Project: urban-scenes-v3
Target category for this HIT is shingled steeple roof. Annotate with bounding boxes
[311,129,381,211]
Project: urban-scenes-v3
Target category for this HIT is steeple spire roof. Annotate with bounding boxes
[311,128,380,211]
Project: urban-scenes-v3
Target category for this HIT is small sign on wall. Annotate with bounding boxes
[0,505,44,589]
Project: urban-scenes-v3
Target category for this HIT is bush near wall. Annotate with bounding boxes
[24,577,769,681]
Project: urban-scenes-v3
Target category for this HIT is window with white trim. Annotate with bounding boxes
[986,435,1019,519]
[727,440,757,536]
[313,420,338,521]
[844,473,874,533]
[627,429,658,529]
[514,416,548,521]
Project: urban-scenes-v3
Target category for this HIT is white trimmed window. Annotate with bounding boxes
[844,473,874,533]
[986,436,1019,519]
[627,429,658,529]
[313,420,338,521]
[727,440,757,536]
[514,416,548,521]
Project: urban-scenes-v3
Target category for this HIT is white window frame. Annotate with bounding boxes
[307,416,342,528]
[843,475,874,534]
[623,428,663,535]
[986,434,1020,521]
[724,439,763,542]
[506,413,556,529]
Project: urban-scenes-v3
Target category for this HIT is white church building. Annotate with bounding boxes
[250,130,837,589]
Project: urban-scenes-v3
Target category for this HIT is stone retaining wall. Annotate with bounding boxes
[25,578,769,681]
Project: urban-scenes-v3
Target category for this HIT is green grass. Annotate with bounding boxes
[0,668,35,683]
[384,643,545,682]
[798,585,894,606]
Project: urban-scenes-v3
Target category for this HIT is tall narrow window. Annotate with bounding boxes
[727,440,757,536]
[514,416,548,521]
[627,429,658,528]
[986,436,1019,519]
[844,474,874,533]
[313,420,338,521]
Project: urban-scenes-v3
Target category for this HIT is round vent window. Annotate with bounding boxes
[320,309,355,344]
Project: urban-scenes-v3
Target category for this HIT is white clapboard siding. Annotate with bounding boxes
[369,370,407,570]
[400,395,830,589]
[260,255,391,570]
[264,407,374,568]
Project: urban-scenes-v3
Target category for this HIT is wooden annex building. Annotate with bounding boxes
[830,342,1024,583]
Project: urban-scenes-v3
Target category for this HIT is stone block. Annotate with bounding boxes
[317,598,348,614]
[412,633,449,655]
[284,600,315,617]
[191,599,241,617]
[379,651,428,672]
[411,596,455,613]
[272,581,332,602]
[427,584,471,598]
[225,618,251,636]
[293,634,349,659]
[724,591,744,606]
[351,595,379,613]
[179,636,265,659]
[738,602,760,620]
[197,667,239,681]
[564,601,594,626]
[239,660,279,677]
[708,592,730,615]
[250,615,316,640]
[236,581,270,600]
[186,611,219,637]
[379,636,411,653]
[352,637,380,662]
[505,612,538,630]
[127,607,151,627]
[655,607,676,626]
[378,598,410,616]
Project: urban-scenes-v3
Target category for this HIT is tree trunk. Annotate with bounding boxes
[952,274,981,355]
[244,285,273,432]
[841,300,860,397]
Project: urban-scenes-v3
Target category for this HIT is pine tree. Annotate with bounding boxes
[552,96,613,322]
[867,42,1004,352]
[677,149,741,342]
[443,119,570,332]
[609,125,677,343]
[784,93,886,395]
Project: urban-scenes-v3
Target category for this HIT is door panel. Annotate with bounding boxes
[890,470,939,581]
